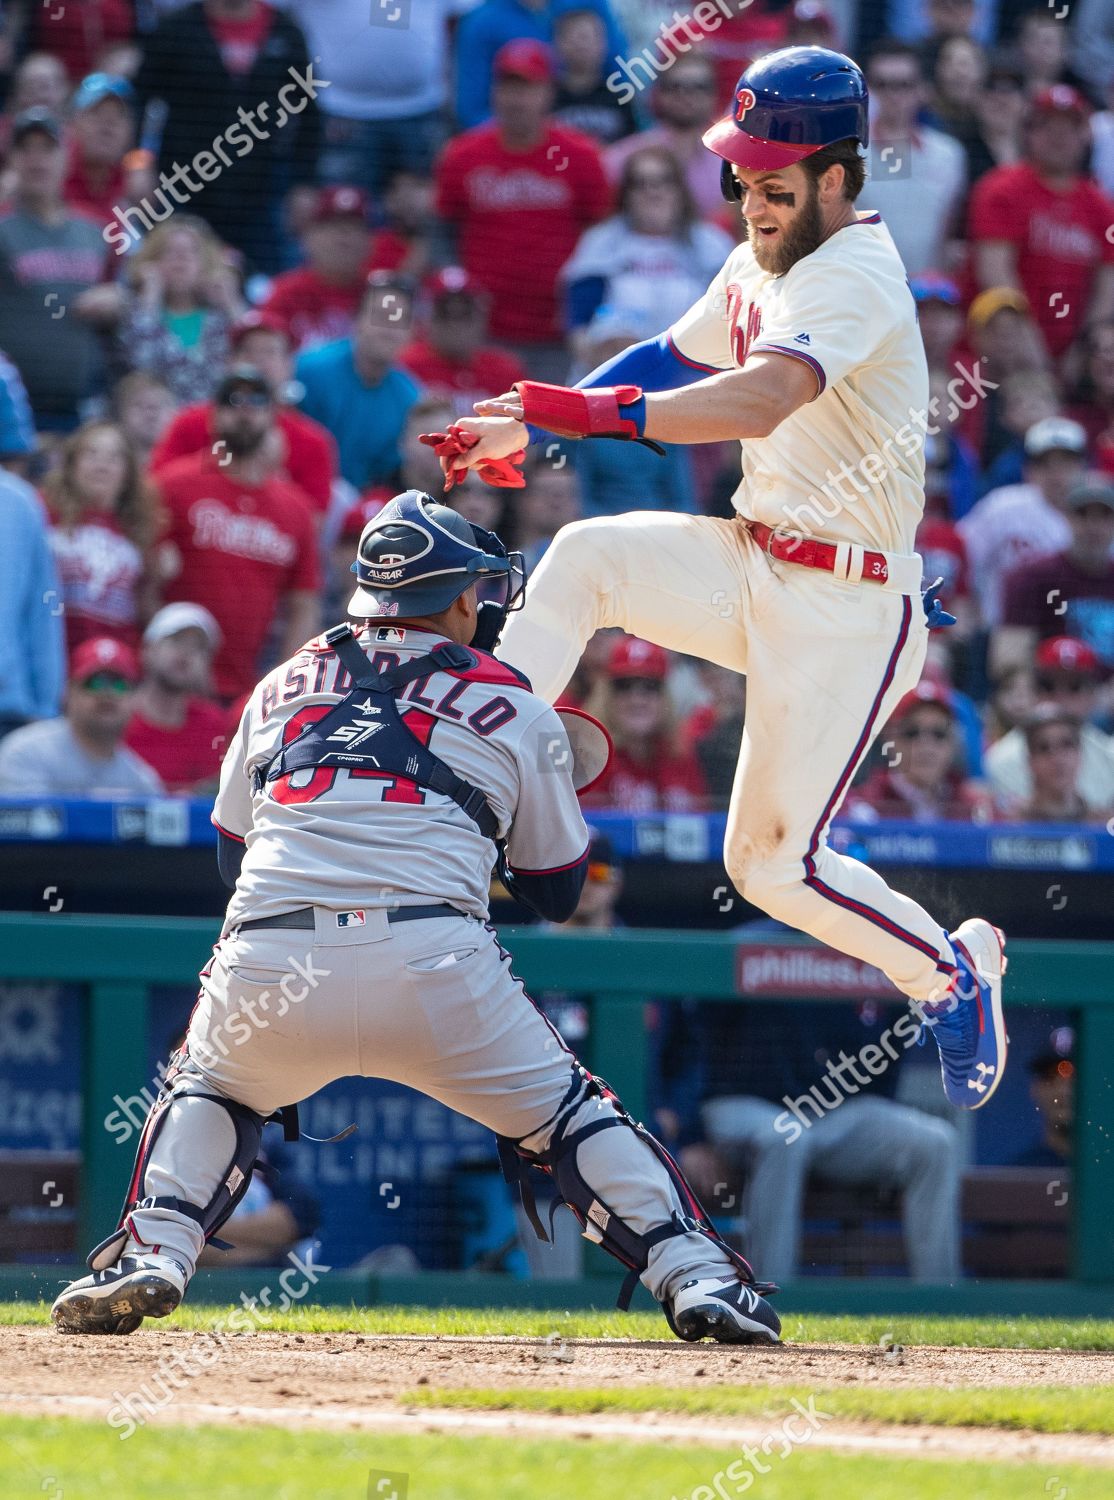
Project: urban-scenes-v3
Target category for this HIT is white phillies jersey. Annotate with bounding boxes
[212,625,589,926]
[669,212,929,556]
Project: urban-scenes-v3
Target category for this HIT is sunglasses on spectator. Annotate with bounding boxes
[897,724,950,742]
[1030,734,1080,756]
[79,673,133,694]
[659,77,714,92]
[218,389,271,408]
[629,173,676,189]
[612,677,665,694]
[871,76,919,91]
[1038,676,1092,695]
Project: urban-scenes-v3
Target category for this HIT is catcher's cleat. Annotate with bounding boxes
[666,1274,781,1345]
[51,1254,187,1336]
[921,918,1008,1110]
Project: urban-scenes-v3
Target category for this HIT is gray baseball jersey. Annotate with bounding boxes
[212,624,589,925]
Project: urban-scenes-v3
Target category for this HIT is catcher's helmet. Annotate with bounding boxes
[348,489,523,621]
[704,46,868,201]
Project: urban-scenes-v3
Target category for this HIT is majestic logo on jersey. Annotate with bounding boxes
[327,720,385,749]
[734,87,757,121]
[794,332,811,344]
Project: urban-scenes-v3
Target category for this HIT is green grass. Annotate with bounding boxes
[1,1416,1111,1500]
[5,1299,1114,1348]
[415,1382,1114,1435]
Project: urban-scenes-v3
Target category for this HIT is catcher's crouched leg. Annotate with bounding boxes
[500,1067,780,1345]
[51,1053,266,1335]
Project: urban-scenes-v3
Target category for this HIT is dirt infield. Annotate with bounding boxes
[2,1327,1113,1465]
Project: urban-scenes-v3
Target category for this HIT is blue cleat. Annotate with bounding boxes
[921,918,1008,1110]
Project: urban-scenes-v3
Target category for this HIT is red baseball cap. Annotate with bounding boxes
[229,310,291,349]
[891,681,954,723]
[493,38,556,83]
[339,491,390,542]
[426,266,488,306]
[70,636,141,686]
[1031,85,1091,121]
[310,184,372,225]
[607,636,669,681]
[1035,636,1102,677]
[790,1,835,35]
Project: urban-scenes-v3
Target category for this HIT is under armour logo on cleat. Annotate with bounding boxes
[968,1062,996,1094]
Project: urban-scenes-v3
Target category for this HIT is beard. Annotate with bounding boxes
[747,179,825,275]
[219,421,268,457]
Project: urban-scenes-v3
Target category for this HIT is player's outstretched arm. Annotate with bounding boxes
[640,353,819,444]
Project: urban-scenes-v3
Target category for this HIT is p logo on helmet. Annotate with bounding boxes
[734,87,757,121]
[704,46,870,203]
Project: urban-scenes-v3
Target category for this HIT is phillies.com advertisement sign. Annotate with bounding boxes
[735,943,903,999]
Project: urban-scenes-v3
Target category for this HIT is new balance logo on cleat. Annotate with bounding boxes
[667,1274,781,1346]
[51,1254,187,1336]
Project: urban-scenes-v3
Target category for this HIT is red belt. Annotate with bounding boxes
[745,521,889,585]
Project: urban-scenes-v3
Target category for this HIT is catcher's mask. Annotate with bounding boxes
[349,489,526,641]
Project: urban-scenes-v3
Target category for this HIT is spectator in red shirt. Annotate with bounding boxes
[151,312,337,518]
[848,683,992,823]
[995,475,1114,676]
[582,636,707,813]
[62,73,139,229]
[435,39,611,374]
[124,602,228,794]
[153,366,320,701]
[400,268,525,418]
[969,86,1114,366]
[263,185,373,353]
[45,419,161,653]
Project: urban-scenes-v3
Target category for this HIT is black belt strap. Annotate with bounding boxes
[235,902,462,933]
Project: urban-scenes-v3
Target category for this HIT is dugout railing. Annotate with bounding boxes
[0,914,1111,1314]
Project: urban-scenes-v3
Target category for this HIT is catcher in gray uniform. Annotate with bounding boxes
[52,491,780,1346]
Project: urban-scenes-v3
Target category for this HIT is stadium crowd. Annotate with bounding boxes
[0,0,1112,824]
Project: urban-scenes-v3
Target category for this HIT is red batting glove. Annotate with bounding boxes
[418,426,526,492]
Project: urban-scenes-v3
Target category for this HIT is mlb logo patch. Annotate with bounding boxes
[337,910,366,928]
[375,627,406,643]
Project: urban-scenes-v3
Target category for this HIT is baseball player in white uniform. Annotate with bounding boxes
[426,46,1007,1114]
[52,493,781,1346]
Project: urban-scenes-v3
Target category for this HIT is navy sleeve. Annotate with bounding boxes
[577,331,712,392]
[217,828,245,890]
[524,332,709,446]
[501,848,588,924]
[565,275,607,330]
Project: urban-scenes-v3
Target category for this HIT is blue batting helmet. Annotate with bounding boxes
[704,45,868,195]
[348,490,521,620]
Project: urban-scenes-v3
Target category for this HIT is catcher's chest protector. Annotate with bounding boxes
[255,625,499,838]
